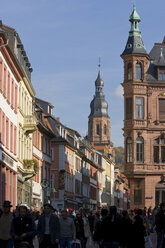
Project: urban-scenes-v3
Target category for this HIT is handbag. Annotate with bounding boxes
[71,239,81,248]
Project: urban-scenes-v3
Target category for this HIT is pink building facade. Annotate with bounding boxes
[0,33,22,209]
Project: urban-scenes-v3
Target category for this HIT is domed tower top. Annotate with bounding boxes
[122,4,147,55]
[89,65,109,117]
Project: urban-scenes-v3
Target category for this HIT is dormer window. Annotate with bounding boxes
[127,63,133,80]
[160,73,165,80]
[136,62,142,80]
[159,68,165,80]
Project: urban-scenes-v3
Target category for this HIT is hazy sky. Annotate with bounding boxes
[1,0,165,146]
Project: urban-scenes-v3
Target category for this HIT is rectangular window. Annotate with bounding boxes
[14,126,17,155]
[15,84,17,113]
[10,122,13,153]
[127,141,132,163]
[0,59,3,92]
[96,124,100,135]
[136,143,144,163]
[126,98,133,120]
[7,73,10,104]
[159,99,165,121]
[136,97,144,119]
[11,80,14,108]
[161,146,165,163]
[160,73,165,80]
[154,146,159,163]
[134,189,142,204]
[51,148,54,161]
[2,113,5,145]
[6,118,9,149]
[3,66,7,98]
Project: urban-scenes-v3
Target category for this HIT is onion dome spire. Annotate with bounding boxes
[89,63,108,117]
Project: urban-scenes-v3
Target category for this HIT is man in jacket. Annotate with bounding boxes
[11,205,36,248]
[37,203,60,248]
[59,210,76,248]
[0,201,14,248]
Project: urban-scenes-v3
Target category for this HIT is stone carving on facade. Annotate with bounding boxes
[159,92,165,96]
[148,112,152,123]
[160,175,165,182]
[137,131,142,136]
[160,132,165,138]
[154,120,160,125]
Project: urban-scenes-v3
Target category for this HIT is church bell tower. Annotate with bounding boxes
[88,65,111,152]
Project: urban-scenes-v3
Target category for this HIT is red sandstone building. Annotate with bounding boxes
[122,5,165,209]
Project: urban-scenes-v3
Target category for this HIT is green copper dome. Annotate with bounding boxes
[129,4,141,22]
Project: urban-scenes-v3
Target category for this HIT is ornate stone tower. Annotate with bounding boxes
[121,5,165,209]
[88,66,111,153]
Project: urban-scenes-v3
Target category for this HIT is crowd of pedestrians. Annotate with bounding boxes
[0,200,165,248]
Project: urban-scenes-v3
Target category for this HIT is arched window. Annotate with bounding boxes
[136,63,142,80]
[154,137,165,163]
[104,124,107,135]
[154,138,159,163]
[127,63,133,80]
[136,136,144,163]
[96,124,100,135]
[126,137,132,163]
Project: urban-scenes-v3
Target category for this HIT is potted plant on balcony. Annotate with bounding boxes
[23,159,38,173]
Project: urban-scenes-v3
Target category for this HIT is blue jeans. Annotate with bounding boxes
[157,232,164,248]
[0,239,14,248]
[60,237,72,248]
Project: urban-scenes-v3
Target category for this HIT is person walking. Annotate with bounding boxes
[59,210,76,248]
[120,210,132,248]
[37,203,60,248]
[130,215,145,248]
[11,205,36,248]
[75,212,85,248]
[100,206,121,248]
[0,201,14,248]
[155,203,165,248]
[93,208,108,245]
